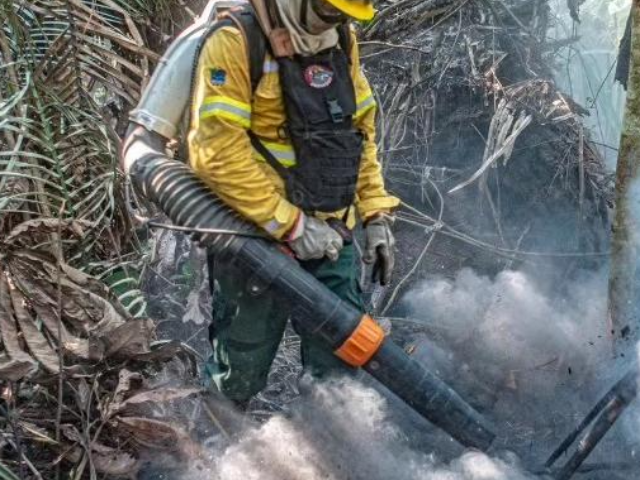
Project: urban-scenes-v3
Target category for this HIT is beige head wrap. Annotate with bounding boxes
[275,0,340,56]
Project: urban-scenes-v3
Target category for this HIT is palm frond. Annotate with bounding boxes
[99,262,148,318]
[0,0,160,263]
[0,460,21,480]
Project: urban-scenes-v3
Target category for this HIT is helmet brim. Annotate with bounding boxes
[324,0,375,21]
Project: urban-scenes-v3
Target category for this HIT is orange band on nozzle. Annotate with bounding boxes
[334,315,385,367]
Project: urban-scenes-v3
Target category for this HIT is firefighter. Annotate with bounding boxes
[188,0,399,405]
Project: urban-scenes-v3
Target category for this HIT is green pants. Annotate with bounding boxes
[204,244,364,401]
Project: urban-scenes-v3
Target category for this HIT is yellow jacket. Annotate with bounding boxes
[188,24,399,240]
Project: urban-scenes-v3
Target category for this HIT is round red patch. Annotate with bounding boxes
[303,65,334,89]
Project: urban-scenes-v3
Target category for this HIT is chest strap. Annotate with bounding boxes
[248,131,291,179]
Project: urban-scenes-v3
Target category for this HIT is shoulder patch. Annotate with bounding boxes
[209,68,227,86]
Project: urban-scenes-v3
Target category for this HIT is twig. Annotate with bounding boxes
[0,29,19,150]
[578,124,585,221]
[177,0,197,20]
[395,208,609,258]
[448,112,532,193]
[200,401,231,440]
[184,326,207,345]
[380,178,445,315]
[359,40,431,55]
[496,0,530,33]
[588,57,618,108]
[437,9,464,86]
[81,376,97,480]
[55,201,66,480]
[3,437,43,480]
[17,450,43,480]
[0,395,27,479]
[505,223,531,270]
[381,231,437,316]
[363,0,420,29]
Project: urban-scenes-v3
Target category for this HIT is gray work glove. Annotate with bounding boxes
[363,213,396,286]
[286,213,344,261]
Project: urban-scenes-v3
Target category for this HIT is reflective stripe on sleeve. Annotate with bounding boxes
[355,92,376,118]
[262,219,281,234]
[199,95,251,128]
[263,59,279,73]
[252,140,297,168]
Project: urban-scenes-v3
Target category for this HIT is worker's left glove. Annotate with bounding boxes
[363,213,396,286]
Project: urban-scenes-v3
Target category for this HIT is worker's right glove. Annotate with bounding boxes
[363,213,396,286]
[286,212,344,261]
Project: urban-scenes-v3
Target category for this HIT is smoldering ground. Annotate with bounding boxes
[401,267,640,477]
[181,378,536,480]
[147,266,640,480]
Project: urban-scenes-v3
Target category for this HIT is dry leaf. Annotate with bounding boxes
[0,177,29,211]
[4,218,91,247]
[0,271,37,374]
[132,341,185,363]
[116,387,201,413]
[88,291,129,336]
[102,319,154,358]
[116,417,191,451]
[0,272,26,358]
[0,353,36,381]
[59,262,131,319]
[182,289,207,325]
[66,444,139,478]
[91,450,139,477]
[18,421,58,445]
[75,378,91,411]
[61,424,84,444]
[133,341,199,376]
[103,369,143,419]
[9,284,60,373]
[30,302,97,361]
[9,251,129,331]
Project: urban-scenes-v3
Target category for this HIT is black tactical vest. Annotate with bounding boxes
[273,48,364,212]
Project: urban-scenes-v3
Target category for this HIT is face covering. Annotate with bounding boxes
[275,0,340,56]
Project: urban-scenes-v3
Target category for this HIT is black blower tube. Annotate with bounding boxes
[130,154,496,451]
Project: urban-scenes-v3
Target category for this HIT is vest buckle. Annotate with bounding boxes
[326,98,344,123]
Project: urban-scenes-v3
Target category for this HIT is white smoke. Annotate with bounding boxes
[401,267,640,475]
[183,377,537,480]
[403,268,610,382]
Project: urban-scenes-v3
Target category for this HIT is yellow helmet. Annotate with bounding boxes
[323,0,375,21]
